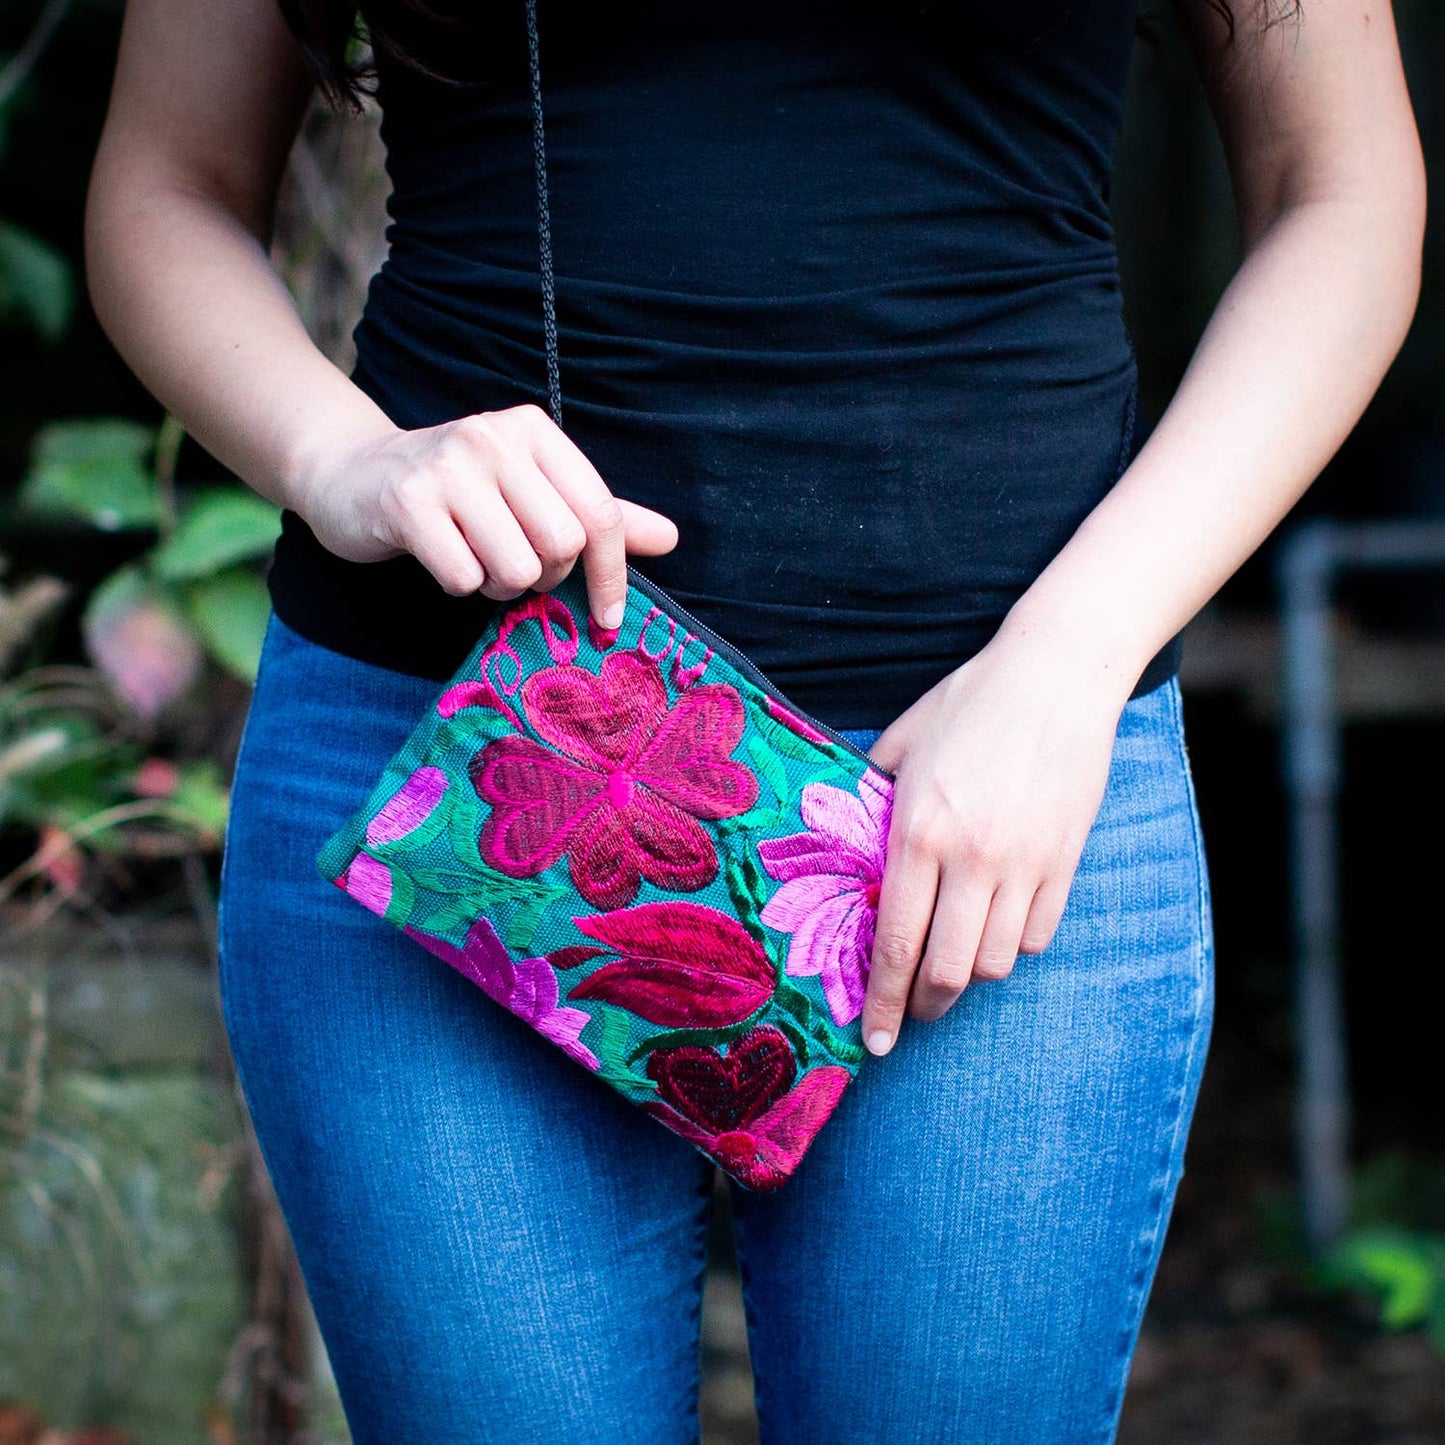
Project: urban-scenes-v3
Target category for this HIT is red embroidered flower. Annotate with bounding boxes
[639,1025,852,1191]
[471,648,759,909]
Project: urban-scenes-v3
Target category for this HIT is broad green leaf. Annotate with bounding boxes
[1325,1228,1437,1330]
[152,488,282,581]
[0,219,74,340]
[18,418,159,530]
[181,568,271,679]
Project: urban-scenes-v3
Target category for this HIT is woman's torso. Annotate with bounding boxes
[266,0,1178,729]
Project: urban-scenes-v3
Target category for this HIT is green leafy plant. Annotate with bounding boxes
[0,556,231,924]
[1321,1227,1445,1347]
[16,412,281,711]
[1316,1152,1445,1352]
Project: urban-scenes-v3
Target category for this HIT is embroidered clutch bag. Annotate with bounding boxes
[316,564,894,1189]
[316,0,893,1190]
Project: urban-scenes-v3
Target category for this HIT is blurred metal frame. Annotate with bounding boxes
[1279,517,1445,1252]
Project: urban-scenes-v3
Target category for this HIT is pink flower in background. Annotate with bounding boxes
[757,777,892,1027]
[471,648,758,908]
[405,916,600,1071]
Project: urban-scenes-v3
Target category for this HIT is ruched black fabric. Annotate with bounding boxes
[267,0,1181,729]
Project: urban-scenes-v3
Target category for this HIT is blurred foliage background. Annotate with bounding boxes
[0,0,1441,1441]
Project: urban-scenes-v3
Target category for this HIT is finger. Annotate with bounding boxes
[906,869,993,1022]
[403,504,486,597]
[863,829,941,1056]
[617,497,681,555]
[968,884,1037,984]
[490,448,588,592]
[446,468,545,601]
[1019,874,1072,956]
[515,406,632,629]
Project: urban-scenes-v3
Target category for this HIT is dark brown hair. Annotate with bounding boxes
[277,0,1290,116]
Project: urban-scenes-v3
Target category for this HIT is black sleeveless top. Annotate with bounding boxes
[266,0,1180,730]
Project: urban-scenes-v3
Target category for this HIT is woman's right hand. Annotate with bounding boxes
[296,402,680,631]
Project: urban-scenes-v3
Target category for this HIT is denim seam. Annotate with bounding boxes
[1093,679,1213,1442]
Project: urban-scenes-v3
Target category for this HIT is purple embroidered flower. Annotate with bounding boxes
[366,765,448,844]
[470,648,759,909]
[757,777,892,1027]
[405,916,601,1071]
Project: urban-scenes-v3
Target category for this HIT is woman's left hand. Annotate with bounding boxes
[859,639,1130,1055]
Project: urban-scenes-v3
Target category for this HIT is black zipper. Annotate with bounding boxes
[623,562,895,785]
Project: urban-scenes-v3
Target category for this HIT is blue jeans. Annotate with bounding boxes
[217,609,1214,1444]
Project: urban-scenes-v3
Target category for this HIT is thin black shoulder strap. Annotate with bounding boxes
[524,0,564,429]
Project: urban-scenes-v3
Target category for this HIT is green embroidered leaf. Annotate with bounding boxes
[714,802,782,836]
[767,1008,820,1068]
[436,712,514,756]
[746,733,791,809]
[447,787,486,870]
[753,713,829,767]
[502,885,567,951]
[415,891,486,937]
[381,866,417,929]
[772,984,868,1067]
[591,1007,635,1071]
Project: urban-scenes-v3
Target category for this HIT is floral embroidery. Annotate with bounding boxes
[470,648,759,908]
[648,1024,796,1130]
[318,568,893,1194]
[404,916,600,1071]
[640,1029,851,1191]
[568,899,776,1027]
[438,591,579,728]
[338,851,393,915]
[365,766,448,844]
[757,779,891,1027]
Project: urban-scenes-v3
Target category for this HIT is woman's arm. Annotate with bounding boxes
[84,0,675,629]
[860,0,1426,1054]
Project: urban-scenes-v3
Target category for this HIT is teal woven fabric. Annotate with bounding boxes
[316,567,894,1191]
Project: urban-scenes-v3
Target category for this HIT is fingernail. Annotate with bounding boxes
[866,1029,892,1056]
[602,600,625,629]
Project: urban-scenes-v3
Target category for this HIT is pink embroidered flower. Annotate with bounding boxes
[639,1026,851,1191]
[757,777,892,1027]
[339,852,393,916]
[405,916,601,1071]
[470,649,758,909]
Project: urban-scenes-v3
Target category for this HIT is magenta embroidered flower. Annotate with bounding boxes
[470,648,758,909]
[757,777,892,1027]
[569,899,777,1027]
[404,916,601,1071]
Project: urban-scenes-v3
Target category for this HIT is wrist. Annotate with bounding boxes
[276,406,401,521]
[983,592,1150,712]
